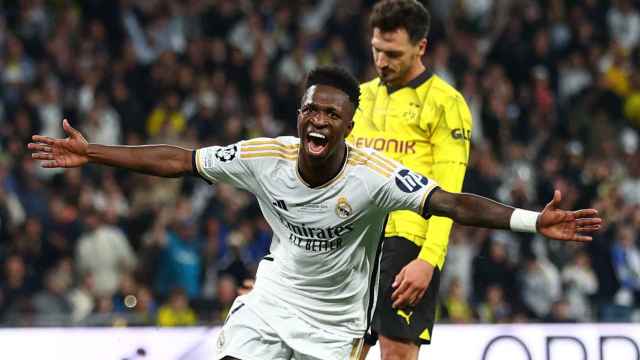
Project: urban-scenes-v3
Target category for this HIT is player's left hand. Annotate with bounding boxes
[391,258,435,309]
[538,190,603,242]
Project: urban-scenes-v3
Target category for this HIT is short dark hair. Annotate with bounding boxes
[303,66,360,110]
[370,0,431,44]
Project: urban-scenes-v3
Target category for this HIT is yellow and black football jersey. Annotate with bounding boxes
[348,71,472,268]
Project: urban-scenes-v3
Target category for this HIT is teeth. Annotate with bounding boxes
[308,132,326,140]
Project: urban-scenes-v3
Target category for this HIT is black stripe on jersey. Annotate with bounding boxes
[365,215,388,332]
[192,150,212,185]
[421,186,440,220]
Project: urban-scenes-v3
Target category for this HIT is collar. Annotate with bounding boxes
[296,144,349,189]
[384,69,433,94]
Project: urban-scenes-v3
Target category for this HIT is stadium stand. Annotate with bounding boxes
[0,0,639,326]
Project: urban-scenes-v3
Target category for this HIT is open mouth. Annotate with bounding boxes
[307,132,329,156]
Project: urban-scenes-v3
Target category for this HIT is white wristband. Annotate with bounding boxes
[510,209,540,233]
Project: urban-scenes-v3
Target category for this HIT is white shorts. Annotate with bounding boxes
[215,296,363,360]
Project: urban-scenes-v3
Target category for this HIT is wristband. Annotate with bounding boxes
[509,209,540,233]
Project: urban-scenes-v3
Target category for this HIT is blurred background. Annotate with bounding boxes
[0,0,639,329]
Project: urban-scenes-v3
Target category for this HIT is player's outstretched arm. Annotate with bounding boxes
[27,119,193,177]
[391,188,602,309]
[427,188,602,241]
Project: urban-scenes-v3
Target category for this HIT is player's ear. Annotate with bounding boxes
[417,38,427,57]
[344,119,354,138]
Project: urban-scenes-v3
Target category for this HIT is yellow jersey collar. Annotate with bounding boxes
[384,69,433,94]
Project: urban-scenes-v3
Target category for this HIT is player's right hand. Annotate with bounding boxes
[27,119,89,168]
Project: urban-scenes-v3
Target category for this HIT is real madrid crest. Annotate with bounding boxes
[335,196,352,218]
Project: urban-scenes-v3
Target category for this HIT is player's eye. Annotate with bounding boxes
[300,105,318,116]
[328,111,340,120]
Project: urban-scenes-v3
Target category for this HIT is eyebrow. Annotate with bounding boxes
[305,102,340,114]
[371,44,403,55]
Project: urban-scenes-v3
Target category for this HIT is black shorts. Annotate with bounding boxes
[365,236,441,346]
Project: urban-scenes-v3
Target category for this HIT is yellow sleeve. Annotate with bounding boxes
[419,94,472,267]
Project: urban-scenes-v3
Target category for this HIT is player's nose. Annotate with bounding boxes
[309,112,329,127]
[375,53,388,68]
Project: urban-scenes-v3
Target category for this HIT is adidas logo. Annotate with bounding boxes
[272,199,288,211]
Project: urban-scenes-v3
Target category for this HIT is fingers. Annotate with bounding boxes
[30,135,56,145]
[577,225,601,232]
[392,291,412,309]
[392,286,419,309]
[392,268,405,288]
[391,280,411,308]
[572,234,593,242]
[27,143,53,153]
[41,160,61,168]
[32,152,55,160]
[576,218,602,227]
[574,209,599,218]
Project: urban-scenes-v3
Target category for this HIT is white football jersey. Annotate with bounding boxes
[195,136,438,338]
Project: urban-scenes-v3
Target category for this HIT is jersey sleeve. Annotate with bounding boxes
[420,92,472,267]
[371,164,439,216]
[193,141,257,191]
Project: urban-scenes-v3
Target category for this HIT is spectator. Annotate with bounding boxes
[607,0,640,51]
[546,299,577,323]
[472,239,516,303]
[146,92,187,140]
[519,255,562,319]
[146,201,202,300]
[67,272,96,323]
[611,225,640,308]
[441,225,474,301]
[562,250,598,321]
[0,255,35,324]
[211,274,238,323]
[32,264,73,325]
[477,284,511,323]
[441,277,474,324]
[75,208,137,297]
[131,285,156,326]
[157,287,197,327]
[81,92,122,145]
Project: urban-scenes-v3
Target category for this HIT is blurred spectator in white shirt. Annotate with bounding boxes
[607,0,640,51]
[75,208,137,297]
[562,250,598,321]
[519,255,562,319]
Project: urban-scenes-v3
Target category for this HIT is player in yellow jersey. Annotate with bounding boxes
[349,1,472,359]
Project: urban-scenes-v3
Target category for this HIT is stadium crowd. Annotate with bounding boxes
[0,0,639,327]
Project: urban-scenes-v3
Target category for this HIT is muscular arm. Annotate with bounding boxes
[28,119,194,178]
[426,188,515,230]
[87,144,193,177]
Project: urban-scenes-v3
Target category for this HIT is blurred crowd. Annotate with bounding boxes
[0,0,639,327]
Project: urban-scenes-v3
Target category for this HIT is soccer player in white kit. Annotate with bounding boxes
[28,67,602,360]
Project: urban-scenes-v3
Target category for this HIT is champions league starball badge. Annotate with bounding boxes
[335,196,353,218]
[215,145,237,162]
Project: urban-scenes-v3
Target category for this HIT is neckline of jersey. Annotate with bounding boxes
[383,69,433,94]
[295,144,350,190]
